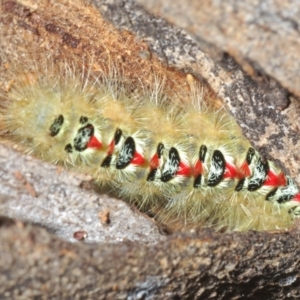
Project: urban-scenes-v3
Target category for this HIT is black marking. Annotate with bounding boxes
[207,150,226,187]
[193,174,202,188]
[114,128,122,145]
[193,145,207,188]
[157,143,164,158]
[248,158,269,191]
[101,155,112,168]
[116,136,135,169]
[266,178,297,203]
[65,143,73,153]
[199,145,207,162]
[278,194,295,204]
[235,178,245,191]
[246,147,255,164]
[277,194,295,204]
[266,188,278,201]
[101,129,123,168]
[146,143,164,182]
[74,124,94,152]
[147,169,157,182]
[49,114,64,136]
[79,116,88,124]
[161,147,180,182]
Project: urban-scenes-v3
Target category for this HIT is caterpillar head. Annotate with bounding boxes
[1,72,106,166]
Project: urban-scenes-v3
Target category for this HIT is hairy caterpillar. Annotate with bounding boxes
[1,59,300,232]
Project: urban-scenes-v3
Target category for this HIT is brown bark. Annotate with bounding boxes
[1,0,300,299]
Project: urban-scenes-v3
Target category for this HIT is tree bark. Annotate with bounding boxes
[1,217,300,299]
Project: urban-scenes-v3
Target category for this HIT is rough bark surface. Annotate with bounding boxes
[1,0,300,299]
[1,218,300,299]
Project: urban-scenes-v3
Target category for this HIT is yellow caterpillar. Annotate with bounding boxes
[1,59,300,232]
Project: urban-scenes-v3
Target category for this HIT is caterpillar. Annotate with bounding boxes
[1,58,300,232]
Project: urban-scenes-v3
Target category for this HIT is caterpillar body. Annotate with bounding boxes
[1,60,300,232]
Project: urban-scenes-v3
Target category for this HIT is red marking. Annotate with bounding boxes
[177,162,192,177]
[131,151,145,165]
[107,140,115,155]
[150,153,159,169]
[87,136,102,149]
[293,193,300,202]
[238,161,251,178]
[264,171,286,187]
[193,160,203,177]
[224,163,237,179]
